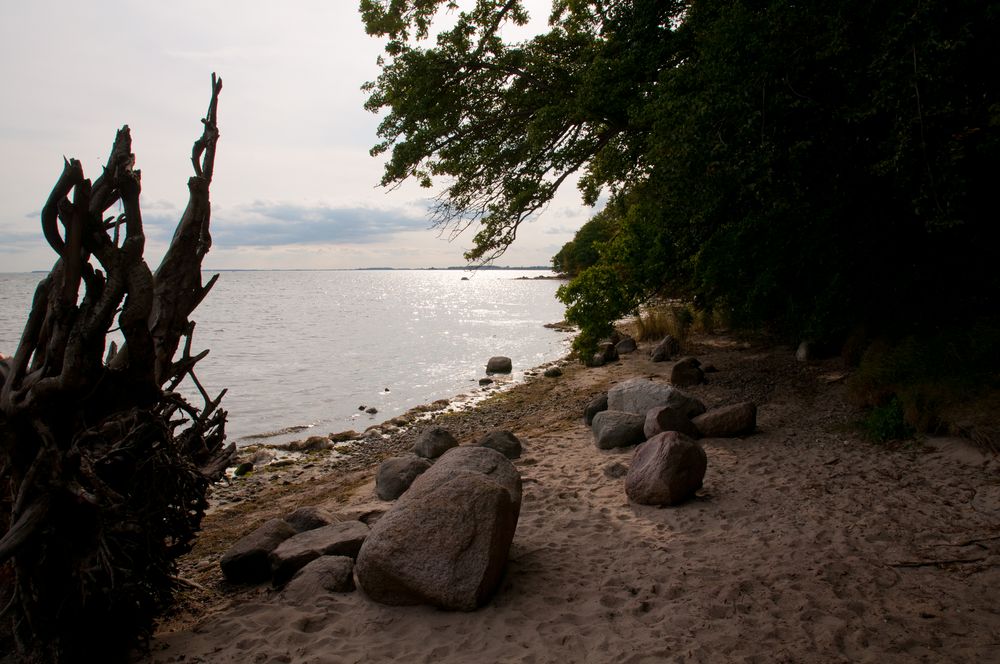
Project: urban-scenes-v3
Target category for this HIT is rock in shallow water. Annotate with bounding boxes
[486,356,513,373]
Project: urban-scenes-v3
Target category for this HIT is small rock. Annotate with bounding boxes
[615,337,637,354]
[330,430,360,443]
[284,436,332,452]
[543,366,563,378]
[670,357,705,387]
[583,393,609,426]
[220,519,297,584]
[650,335,680,362]
[477,430,523,459]
[336,503,388,525]
[796,341,814,362]
[592,410,646,450]
[284,556,355,601]
[644,405,701,439]
[596,342,619,364]
[412,427,459,459]
[479,378,494,386]
[604,462,629,479]
[366,407,378,415]
[692,402,757,438]
[284,505,339,533]
[376,454,432,500]
[247,449,274,466]
[271,521,371,585]
[233,462,254,477]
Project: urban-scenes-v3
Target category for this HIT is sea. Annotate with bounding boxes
[0,269,573,446]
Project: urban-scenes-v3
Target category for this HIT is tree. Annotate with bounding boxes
[0,75,235,663]
[362,0,1000,353]
[551,205,616,276]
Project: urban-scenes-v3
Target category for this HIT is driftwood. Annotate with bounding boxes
[0,74,235,663]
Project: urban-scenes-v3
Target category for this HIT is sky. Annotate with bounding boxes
[0,0,595,272]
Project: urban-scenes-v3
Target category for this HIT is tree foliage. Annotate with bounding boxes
[551,204,615,276]
[363,0,1000,351]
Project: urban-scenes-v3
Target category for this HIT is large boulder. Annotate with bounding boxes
[650,335,680,362]
[477,430,523,459]
[607,378,706,418]
[220,518,297,584]
[644,405,701,439]
[355,447,521,610]
[409,446,522,516]
[692,402,757,438]
[670,357,705,387]
[625,432,707,506]
[592,410,646,450]
[375,454,432,501]
[486,356,513,374]
[270,521,371,585]
[583,393,609,426]
[283,556,355,602]
[412,427,459,459]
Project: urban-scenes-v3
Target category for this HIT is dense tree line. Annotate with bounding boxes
[362,0,1000,352]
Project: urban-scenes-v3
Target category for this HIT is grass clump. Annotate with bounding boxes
[861,396,914,443]
[635,303,695,343]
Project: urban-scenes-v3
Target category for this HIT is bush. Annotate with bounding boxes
[848,320,1000,438]
[862,397,914,443]
[634,303,694,343]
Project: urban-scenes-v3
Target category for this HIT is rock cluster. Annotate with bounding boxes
[356,446,522,610]
[584,363,759,505]
[220,436,525,611]
[220,507,376,591]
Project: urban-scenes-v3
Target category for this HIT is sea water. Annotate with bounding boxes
[0,270,572,445]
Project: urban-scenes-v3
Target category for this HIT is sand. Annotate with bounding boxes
[141,334,1000,663]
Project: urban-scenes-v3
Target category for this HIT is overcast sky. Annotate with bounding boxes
[0,0,593,272]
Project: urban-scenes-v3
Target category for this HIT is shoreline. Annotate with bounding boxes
[224,349,574,479]
[145,332,1000,663]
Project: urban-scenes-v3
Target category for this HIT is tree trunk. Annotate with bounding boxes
[0,74,235,663]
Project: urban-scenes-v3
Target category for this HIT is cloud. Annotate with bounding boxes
[209,201,432,248]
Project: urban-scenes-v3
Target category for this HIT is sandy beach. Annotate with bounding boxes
[142,333,1000,663]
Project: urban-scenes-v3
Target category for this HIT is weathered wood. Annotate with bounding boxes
[0,74,235,663]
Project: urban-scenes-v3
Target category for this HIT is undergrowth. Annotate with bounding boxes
[848,319,1000,444]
